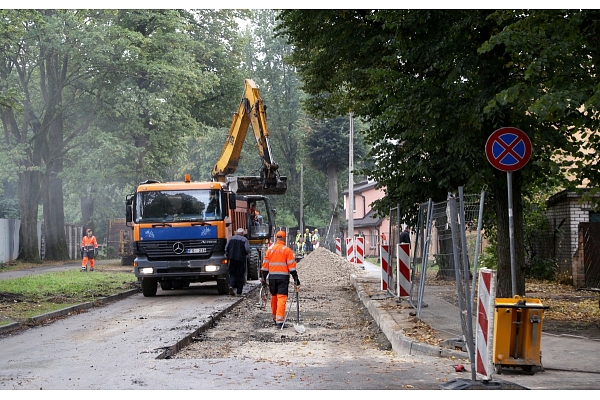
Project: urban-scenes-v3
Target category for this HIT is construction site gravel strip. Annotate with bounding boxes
[174,247,456,368]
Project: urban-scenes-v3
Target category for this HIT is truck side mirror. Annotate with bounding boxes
[125,194,134,225]
[228,193,236,210]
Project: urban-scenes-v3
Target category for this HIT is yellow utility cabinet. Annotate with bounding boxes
[493,296,549,375]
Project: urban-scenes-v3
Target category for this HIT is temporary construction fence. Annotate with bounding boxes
[0,219,84,262]
[405,187,485,379]
[377,204,403,296]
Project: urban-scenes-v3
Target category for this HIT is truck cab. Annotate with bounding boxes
[126,178,236,296]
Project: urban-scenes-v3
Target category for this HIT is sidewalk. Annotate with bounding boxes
[353,259,600,389]
[0,259,117,280]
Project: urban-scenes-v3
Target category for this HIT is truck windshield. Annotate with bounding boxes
[135,189,223,223]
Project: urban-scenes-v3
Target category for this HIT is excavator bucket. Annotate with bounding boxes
[227,176,287,195]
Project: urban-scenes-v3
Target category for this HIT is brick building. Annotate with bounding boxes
[545,189,600,287]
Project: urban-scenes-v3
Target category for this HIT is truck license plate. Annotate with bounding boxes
[186,248,207,254]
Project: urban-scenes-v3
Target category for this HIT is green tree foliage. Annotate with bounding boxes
[241,10,328,229]
[277,10,599,296]
[303,116,367,236]
[0,10,246,260]
[187,9,249,128]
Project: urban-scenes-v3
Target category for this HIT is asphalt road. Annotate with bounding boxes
[0,278,462,390]
[3,260,598,391]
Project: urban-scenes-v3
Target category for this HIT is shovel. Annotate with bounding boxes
[292,283,305,334]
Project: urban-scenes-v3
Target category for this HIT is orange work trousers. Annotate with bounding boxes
[271,294,288,323]
[82,256,95,268]
[268,278,290,323]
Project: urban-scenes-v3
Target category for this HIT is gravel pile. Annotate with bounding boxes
[295,247,367,288]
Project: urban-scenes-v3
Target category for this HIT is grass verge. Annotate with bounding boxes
[0,266,138,326]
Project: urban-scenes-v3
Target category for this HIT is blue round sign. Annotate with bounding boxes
[485,127,532,172]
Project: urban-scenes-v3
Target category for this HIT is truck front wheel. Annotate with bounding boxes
[247,249,259,280]
[142,278,158,297]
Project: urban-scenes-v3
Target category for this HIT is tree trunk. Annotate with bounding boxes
[493,168,526,298]
[43,170,68,260]
[18,170,42,262]
[10,105,45,262]
[42,93,69,260]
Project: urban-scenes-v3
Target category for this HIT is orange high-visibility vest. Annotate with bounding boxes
[81,235,98,250]
[261,241,296,279]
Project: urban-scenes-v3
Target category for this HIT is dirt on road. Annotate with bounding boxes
[174,246,600,364]
[175,247,396,362]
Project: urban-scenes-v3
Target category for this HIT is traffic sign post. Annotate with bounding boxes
[486,127,531,297]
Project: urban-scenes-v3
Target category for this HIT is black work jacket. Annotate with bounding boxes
[225,234,250,261]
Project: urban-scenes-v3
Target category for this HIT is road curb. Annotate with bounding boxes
[156,283,260,360]
[350,274,467,361]
[0,288,140,336]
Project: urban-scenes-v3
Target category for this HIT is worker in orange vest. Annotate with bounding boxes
[260,231,300,328]
[81,228,98,272]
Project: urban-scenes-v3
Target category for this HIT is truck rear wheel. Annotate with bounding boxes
[142,278,158,297]
[247,249,259,280]
[216,277,229,295]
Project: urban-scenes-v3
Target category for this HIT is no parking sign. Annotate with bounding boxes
[485,127,531,172]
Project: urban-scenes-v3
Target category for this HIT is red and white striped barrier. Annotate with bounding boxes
[476,268,496,380]
[346,238,355,263]
[355,237,364,267]
[335,238,341,256]
[380,245,390,291]
[397,243,410,297]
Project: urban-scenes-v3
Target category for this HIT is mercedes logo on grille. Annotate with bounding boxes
[173,242,185,254]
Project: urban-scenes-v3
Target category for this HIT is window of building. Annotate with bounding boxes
[370,229,378,249]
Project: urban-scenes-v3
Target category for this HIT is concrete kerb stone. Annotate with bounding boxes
[0,288,140,336]
[156,283,260,360]
[350,273,467,360]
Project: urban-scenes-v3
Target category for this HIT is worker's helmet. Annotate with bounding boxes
[276,230,286,239]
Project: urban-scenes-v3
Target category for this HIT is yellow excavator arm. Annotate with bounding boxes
[212,79,287,195]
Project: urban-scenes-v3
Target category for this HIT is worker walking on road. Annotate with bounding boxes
[225,228,250,296]
[81,229,98,272]
[261,231,300,328]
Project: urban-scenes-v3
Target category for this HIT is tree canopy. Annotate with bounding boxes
[0,9,247,261]
[276,10,600,296]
